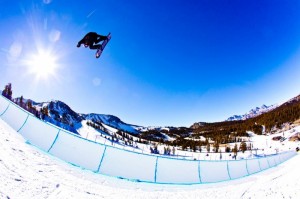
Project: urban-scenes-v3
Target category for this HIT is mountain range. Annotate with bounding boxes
[226,104,278,121]
[9,92,300,142]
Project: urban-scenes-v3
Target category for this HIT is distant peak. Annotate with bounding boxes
[226,104,277,121]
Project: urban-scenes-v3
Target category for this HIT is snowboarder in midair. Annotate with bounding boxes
[77,32,108,50]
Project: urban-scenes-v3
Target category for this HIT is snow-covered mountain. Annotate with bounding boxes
[82,113,139,134]
[22,99,140,135]
[226,104,278,121]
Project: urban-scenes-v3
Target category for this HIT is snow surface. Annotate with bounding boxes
[0,119,300,199]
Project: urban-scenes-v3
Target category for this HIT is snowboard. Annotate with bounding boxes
[96,32,111,59]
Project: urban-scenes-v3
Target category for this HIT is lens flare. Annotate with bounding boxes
[23,47,59,81]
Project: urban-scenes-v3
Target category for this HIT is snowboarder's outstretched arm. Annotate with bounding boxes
[77,38,85,47]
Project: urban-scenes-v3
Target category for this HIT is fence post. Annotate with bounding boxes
[154,156,158,183]
[17,114,29,132]
[0,103,10,117]
[97,146,107,173]
[227,161,232,180]
[198,161,202,183]
[47,129,61,152]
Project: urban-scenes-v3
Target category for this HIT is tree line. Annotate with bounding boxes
[2,83,49,119]
[140,94,300,152]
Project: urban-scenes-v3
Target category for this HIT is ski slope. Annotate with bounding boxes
[0,119,300,199]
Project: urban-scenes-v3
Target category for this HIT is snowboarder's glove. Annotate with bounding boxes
[77,43,80,48]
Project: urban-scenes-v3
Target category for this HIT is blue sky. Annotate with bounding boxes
[1,0,300,127]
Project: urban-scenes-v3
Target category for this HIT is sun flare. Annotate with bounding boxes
[24,48,59,80]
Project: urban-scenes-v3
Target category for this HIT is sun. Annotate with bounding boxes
[24,48,59,80]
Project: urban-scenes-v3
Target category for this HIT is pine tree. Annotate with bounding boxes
[20,95,24,107]
[199,142,202,153]
[41,106,49,119]
[26,100,32,110]
[214,141,219,153]
[2,83,12,100]
[233,143,238,156]
[240,141,247,153]
[225,146,231,153]
[206,143,211,153]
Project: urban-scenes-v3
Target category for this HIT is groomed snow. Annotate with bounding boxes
[0,119,299,199]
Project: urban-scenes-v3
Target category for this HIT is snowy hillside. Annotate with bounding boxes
[83,113,139,134]
[226,104,278,121]
[27,99,140,134]
[0,119,300,199]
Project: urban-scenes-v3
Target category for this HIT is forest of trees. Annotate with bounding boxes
[194,95,300,137]
[140,95,300,152]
